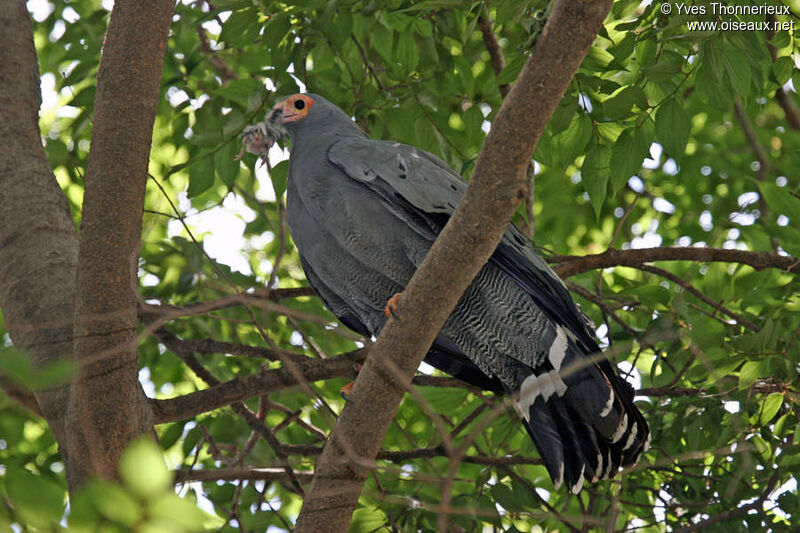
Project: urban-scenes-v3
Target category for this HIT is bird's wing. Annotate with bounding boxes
[328,137,596,342]
[328,138,465,215]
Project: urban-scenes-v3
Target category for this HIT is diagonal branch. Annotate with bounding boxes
[292,2,615,531]
[636,264,761,331]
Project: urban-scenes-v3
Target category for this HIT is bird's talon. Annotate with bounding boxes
[384,293,403,320]
[340,380,355,400]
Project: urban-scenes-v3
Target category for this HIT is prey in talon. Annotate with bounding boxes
[236,107,286,167]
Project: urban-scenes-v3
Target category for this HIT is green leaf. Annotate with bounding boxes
[609,128,648,190]
[120,437,171,498]
[187,157,216,197]
[86,480,141,526]
[694,59,717,102]
[269,159,289,198]
[551,113,592,165]
[370,31,394,63]
[724,48,751,99]
[4,466,66,529]
[760,393,784,424]
[655,97,690,156]
[397,33,419,70]
[581,145,611,219]
[397,0,466,12]
[158,422,185,450]
[761,181,800,221]
[349,507,389,532]
[738,360,763,390]
[215,141,239,186]
[772,56,794,85]
[549,97,577,135]
[497,55,526,85]
[417,387,470,414]
[603,85,646,120]
[262,13,291,50]
[149,492,216,530]
[218,8,259,46]
[641,50,685,81]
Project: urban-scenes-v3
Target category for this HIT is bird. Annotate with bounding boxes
[240,93,649,493]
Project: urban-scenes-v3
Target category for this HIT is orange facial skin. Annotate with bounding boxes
[274,94,315,124]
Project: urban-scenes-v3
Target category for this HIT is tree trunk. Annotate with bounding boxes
[0,0,78,477]
[68,0,175,485]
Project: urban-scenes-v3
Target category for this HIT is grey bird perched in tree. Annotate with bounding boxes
[240,93,649,493]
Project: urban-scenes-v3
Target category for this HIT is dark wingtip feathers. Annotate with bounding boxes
[513,341,649,493]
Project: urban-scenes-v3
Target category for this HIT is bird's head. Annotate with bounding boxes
[272,93,315,124]
[270,93,364,140]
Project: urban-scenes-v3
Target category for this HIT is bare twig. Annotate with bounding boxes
[174,466,313,484]
[196,25,237,84]
[733,100,769,182]
[671,472,780,533]
[636,264,761,331]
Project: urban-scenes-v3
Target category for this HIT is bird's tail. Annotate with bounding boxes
[511,341,649,493]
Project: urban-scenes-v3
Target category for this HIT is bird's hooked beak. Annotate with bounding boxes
[273,99,303,124]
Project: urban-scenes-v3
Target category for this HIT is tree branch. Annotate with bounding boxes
[151,348,367,423]
[636,264,760,331]
[175,466,313,485]
[292,2,614,531]
[153,326,307,364]
[551,246,799,278]
[671,472,779,533]
[0,376,42,417]
[477,7,509,98]
[69,0,175,486]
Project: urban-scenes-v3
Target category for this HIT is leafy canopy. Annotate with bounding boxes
[1,0,799,531]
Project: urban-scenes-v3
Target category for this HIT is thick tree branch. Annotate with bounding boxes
[0,2,77,479]
[69,0,175,486]
[151,348,367,423]
[551,246,800,278]
[293,2,614,531]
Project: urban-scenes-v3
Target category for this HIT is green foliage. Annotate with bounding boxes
[0,0,798,531]
[67,438,219,532]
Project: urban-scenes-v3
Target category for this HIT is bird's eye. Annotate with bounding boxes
[294,99,306,110]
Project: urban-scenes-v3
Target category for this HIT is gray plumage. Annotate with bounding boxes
[248,93,649,493]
